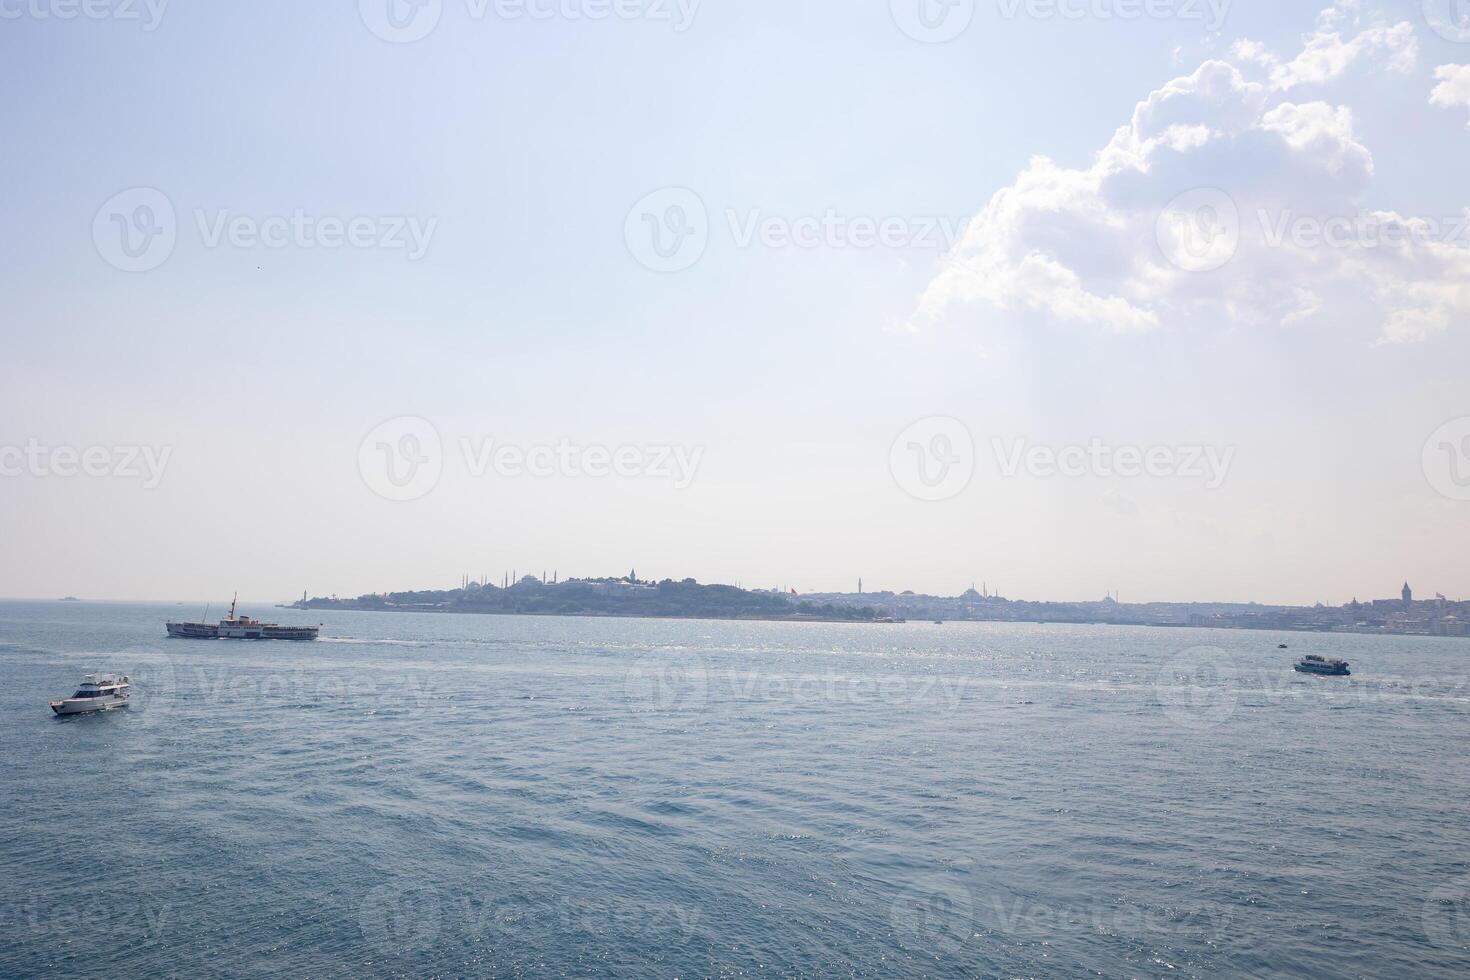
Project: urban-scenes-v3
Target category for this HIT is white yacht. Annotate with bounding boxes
[49,674,131,715]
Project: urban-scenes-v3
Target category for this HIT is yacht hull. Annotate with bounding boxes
[50,697,129,715]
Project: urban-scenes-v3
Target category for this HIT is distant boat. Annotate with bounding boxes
[50,674,129,715]
[1294,654,1350,676]
[1278,643,1289,649]
[58,596,80,602]
[166,593,319,641]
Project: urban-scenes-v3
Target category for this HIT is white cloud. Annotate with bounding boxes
[915,5,1468,344]
[1227,3,1416,90]
[1430,63,1470,127]
[1266,13,1416,90]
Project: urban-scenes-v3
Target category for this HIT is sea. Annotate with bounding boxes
[1,599,1468,978]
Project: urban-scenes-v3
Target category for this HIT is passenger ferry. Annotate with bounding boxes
[1294,654,1350,676]
[166,594,320,641]
[50,674,130,715]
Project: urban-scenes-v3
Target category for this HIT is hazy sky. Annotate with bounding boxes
[3,0,1469,605]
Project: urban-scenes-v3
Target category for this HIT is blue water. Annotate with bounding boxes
[2,600,1468,978]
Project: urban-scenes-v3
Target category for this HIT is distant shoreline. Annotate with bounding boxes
[285,601,1470,638]
[290,575,1470,639]
[290,604,887,626]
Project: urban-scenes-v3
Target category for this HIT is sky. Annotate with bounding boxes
[2,0,1469,605]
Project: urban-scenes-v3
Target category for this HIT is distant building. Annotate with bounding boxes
[1402,581,1413,607]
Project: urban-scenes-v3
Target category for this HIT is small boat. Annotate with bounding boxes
[167,594,319,641]
[50,674,130,715]
[1278,643,1289,649]
[1294,654,1350,676]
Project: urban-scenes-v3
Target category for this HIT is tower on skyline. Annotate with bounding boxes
[1403,581,1413,607]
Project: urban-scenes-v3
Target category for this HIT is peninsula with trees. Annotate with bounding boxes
[291,574,1470,637]
[293,572,884,623]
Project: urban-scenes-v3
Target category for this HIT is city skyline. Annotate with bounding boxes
[9,567,1463,612]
